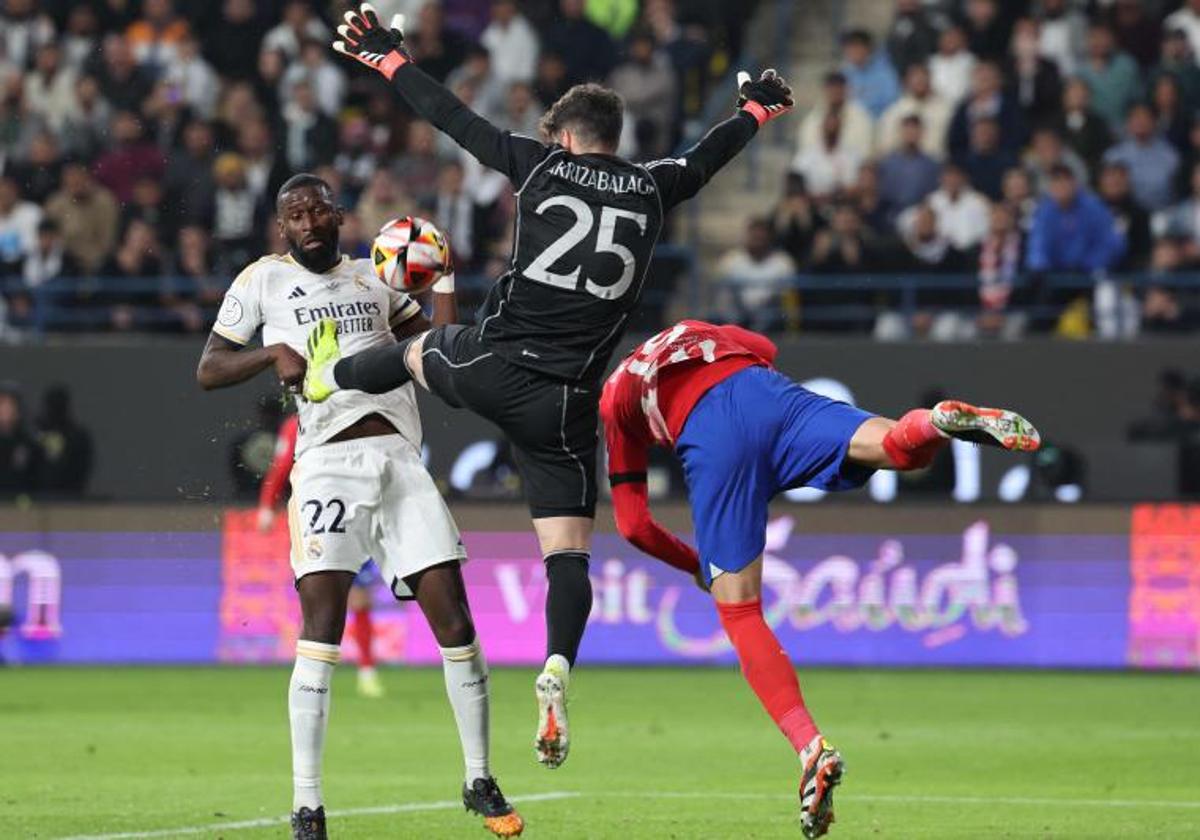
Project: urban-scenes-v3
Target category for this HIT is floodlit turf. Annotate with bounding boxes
[2,667,1198,839]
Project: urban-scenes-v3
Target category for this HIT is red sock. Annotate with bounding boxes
[716,599,819,754]
[352,607,375,668]
[882,408,948,470]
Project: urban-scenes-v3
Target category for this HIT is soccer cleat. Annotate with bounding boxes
[798,736,844,839]
[534,659,570,769]
[463,776,525,837]
[290,805,327,840]
[303,319,342,403]
[931,400,1041,452]
[357,666,385,698]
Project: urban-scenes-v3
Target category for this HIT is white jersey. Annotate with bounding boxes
[213,253,423,457]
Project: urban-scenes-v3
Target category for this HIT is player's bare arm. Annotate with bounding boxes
[197,334,305,391]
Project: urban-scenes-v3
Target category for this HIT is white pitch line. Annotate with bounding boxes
[600,790,1200,810]
[56,792,578,840]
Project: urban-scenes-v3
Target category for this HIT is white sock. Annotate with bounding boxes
[290,640,339,811]
[440,638,490,783]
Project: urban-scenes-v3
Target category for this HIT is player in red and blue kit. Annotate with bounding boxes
[600,320,1040,838]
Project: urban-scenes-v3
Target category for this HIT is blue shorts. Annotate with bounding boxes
[353,559,380,588]
[676,366,875,583]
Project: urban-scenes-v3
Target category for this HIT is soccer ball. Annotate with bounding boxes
[370,216,451,293]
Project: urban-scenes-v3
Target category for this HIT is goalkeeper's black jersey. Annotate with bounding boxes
[391,64,759,382]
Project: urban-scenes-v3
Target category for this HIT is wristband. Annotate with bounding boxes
[740,100,770,127]
[432,272,455,293]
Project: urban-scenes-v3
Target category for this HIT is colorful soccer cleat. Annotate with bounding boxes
[290,805,327,840]
[534,658,570,769]
[463,776,525,837]
[356,666,385,699]
[798,735,844,839]
[931,400,1041,452]
[303,319,342,403]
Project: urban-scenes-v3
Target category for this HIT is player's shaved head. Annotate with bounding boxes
[540,83,624,153]
[276,173,342,272]
[276,173,334,212]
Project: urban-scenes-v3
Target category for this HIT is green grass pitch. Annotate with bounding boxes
[3,667,1198,839]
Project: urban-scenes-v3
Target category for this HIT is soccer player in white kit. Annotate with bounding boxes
[196,174,524,839]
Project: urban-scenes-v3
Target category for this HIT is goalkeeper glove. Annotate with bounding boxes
[333,2,411,81]
[736,68,794,127]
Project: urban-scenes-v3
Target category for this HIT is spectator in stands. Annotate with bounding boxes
[1142,284,1200,334]
[544,0,617,87]
[0,0,53,71]
[962,0,1010,61]
[92,110,166,205]
[799,72,873,161]
[332,115,378,205]
[407,2,472,82]
[1001,166,1036,231]
[877,62,951,160]
[161,33,218,119]
[877,114,940,220]
[446,45,506,120]
[100,218,165,331]
[281,39,346,118]
[609,27,677,160]
[1036,0,1086,77]
[281,78,338,172]
[43,161,119,273]
[125,0,190,71]
[236,118,289,205]
[1152,74,1190,156]
[163,225,221,333]
[895,202,970,272]
[715,217,796,330]
[431,160,480,268]
[928,162,990,252]
[209,153,264,276]
[810,202,875,275]
[393,120,443,209]
[262,0,329,62]
[1097,162,1152,271]
[0,176,41,277]
[1024,127,1088,195]
[1105,103,1180,212]
[1152,28,1200,115]
[886,0,943,74]
[839,28,900,118]
[850,163,890,235]
[165,118,217,230]
[771,173,821,268]
[62,5,100,71]
[60,75,111,162]
[957,116,1018,201]
[23,43,77,133]
[142,78,191,155]
[215,81,266,147]
[206,0,265,81]
[1006,18,1062,128]
[19,219,80,321]
[33,385,93,497]
[1077,22,1141,130]
[9,133,61,206]
[1027,163,1125,274]
[1050,78,1112,176]
[481,0,539,85]
[586,0,638,40]
[122,176,169,243]
[0,384,40,500]
[356,170,411,243]
[976,201,1026,338]
[533,51,571,108]
[947,61,1026,160]
[791,110,863,202]
[496,81,542,137]
[88,34,154,114]
[1152,162,1200,268]
[1165,0,1200,63]
[1109,0,1161,70]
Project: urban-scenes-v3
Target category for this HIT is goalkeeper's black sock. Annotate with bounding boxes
[543,551,592,666]
[332,338,415,394]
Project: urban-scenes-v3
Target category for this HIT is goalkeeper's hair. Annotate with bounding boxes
[276,172,333,209]
[540,83,624,150]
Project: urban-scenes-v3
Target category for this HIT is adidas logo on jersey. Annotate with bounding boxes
[288,287,307,299]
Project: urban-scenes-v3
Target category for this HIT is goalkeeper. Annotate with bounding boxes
[308,2,793,771]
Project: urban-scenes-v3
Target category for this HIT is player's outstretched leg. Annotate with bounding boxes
[304,318,428,402]
[712,560,844,838]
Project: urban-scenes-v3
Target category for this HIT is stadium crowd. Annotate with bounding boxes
[718,0,1200,338]
[0,0,747,335]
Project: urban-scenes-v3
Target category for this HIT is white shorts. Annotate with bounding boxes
[287,434,465,599]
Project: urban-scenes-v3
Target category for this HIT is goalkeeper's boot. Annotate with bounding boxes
[303,319,342,403]
[356,666,385,699]
[290,805,327,840]
[534,655,570,768]
[798,736,844,839]
[463,776,525,837]
[931,400,1040,452]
